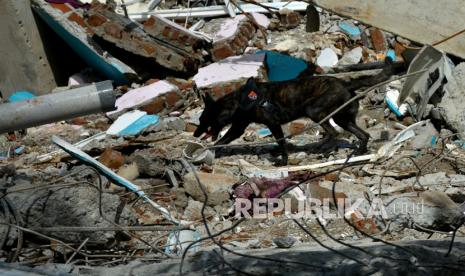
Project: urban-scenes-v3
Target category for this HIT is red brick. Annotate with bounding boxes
[87,14,107,27]
[232,37,243,49]
[165,92,182,107]
[99,148,124,170]
[212,44,234,61]
[171,30,180,40]
[141,96,165,114]
[288,121,306,136]
[104,23,123,39]
[167,78,193,91]
[143,17,156,27]
[142,43,157,55]
[370,28,386,52]
[162,26,171,37]
[394,42,406,59]
[50,3,71,13]
[69,117,89,125]
[145,78,160,85]
[68,12,86,27]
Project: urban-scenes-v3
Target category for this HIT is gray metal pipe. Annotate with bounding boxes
[0,81,116,134]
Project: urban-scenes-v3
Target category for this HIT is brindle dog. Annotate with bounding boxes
[194,58,394,165]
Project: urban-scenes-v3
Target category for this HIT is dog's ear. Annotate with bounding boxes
[246,77,255,87]
[202,93,215,106]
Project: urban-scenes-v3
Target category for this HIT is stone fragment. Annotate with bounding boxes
[273,236,297,248]
[193,53,267,100]
[99,148,124,170]
[183,171,239,206]
[107,80,180,119]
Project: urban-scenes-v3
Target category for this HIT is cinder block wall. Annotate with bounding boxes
[0,0,56,98]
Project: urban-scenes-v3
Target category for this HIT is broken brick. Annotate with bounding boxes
[193,53,267,100]
[210,16,257,61]
[86,3,203,72]
[141,97,166,114]
[107,80,180,118]
[212,44,235,61]
[165,92,182,107]
[279,9,301,29]
[103,22,123,39]
[87,14,107,27]
[99,148,125,170]
[370,28,387,52]
[288,120,306,136]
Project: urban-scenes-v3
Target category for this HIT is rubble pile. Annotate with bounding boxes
[1,0,465,274]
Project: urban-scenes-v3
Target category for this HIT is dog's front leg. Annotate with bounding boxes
[267,124,288,166]
[215,121,249,146]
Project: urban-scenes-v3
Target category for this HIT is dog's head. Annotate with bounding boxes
[194,93,226,141]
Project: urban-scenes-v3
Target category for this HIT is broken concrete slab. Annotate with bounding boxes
[206,16,257,61]
[7,183,138,243]
[85,3,202,72]
[312,0,465,59]
[107,80,181,118]
[192,53,267,100]
[386,190,465,232]
[31,0,135,85]
[278,9,301,29]
[438,63,465,139]
[142,14,211,61]
[183,171,239,206]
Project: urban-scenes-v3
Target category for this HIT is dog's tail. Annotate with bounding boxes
[344,57,395,94]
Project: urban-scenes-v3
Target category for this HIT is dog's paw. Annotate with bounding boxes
[353,147,368,156]
[274,157,288,167]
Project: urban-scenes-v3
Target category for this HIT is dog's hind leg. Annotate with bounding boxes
[266,123,288,166]
[318,121,339,152]
[305,106,338,151]
[333,115,369,154]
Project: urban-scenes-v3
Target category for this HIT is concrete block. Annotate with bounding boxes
[183,171,239,206]
[86,3,201,72]
[209,16,257,61]
[107,80,181,118]
[193,53,267,100]
[142,14,209,59]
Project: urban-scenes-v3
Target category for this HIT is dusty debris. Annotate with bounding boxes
[438,62,465,139]
[7,179,138,243]
[99,148,125,170]
[183,171,239,206]
[192,53,267,100]
[3,1,465,272]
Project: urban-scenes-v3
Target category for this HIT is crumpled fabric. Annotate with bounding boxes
[234,172,314,200]
[46,0,90,9]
